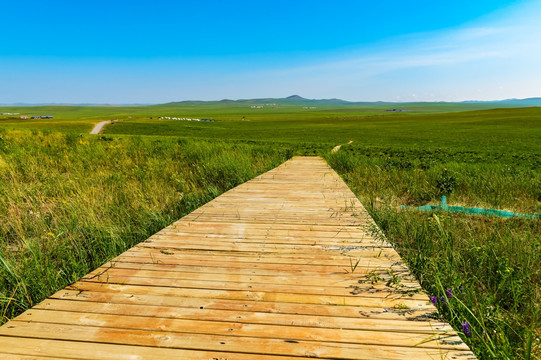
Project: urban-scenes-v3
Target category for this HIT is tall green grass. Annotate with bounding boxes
[328,145,540,212]
[0,129,292,321]
[328,146,540,359]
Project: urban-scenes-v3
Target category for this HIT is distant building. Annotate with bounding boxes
[20,115,28,119]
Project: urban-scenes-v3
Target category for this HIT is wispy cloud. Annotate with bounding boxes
[2,1,540,103]
[233,1,541,101]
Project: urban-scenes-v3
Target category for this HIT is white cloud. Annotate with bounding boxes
[233,0,541,101]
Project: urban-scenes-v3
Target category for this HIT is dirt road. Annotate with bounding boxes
[90,120,112,135]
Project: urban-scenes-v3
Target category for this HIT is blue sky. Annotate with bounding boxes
[1,0,540,103]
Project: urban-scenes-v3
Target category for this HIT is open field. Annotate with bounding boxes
[104,107,541,154]
[1,99,540,135]
[0,102,539,358]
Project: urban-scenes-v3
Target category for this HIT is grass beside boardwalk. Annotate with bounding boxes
[327,146,540,359]
[0,128,292,322]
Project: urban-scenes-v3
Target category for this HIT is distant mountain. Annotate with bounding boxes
[462,98,541,106]
[160,96,541,107]
[2,96,541,108]
[163,96,541,107]
[163,96,360,107]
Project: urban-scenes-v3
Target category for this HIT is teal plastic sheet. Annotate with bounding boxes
[401,196,540,219]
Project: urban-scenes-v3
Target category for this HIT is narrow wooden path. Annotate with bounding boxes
[0,157,476,359]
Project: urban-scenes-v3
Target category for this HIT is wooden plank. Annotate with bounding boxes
[144,237,389,249]
[124,245,402,261]
[149,234,386,247]
[9,309,466,349]
[0,156,475,359]
[76,278,428,306]
[37,297,441,331]
[136,241,389,253]
[1,322,474,359]
[52,289,433,321]
[80,268,423,297]
[0,337,314,360]
[0,355,66,360]
[168,221,371,233]
[99,260,411,277]
[106,255,404,276]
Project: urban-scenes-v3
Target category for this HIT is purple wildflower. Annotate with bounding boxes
[445,288,453,299]
[462,322,472,337]
[440,295,447,305]
[430,296,438,306]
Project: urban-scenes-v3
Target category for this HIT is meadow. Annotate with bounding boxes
[0,101,539,358]
[1,99,537,135]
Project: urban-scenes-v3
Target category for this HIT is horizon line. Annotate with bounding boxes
[1,95,540,107]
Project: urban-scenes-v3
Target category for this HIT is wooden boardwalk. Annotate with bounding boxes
[0,157,476,359]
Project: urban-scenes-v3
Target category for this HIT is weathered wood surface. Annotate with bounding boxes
[0,156,476,359]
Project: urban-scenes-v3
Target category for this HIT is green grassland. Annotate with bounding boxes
[3,102,539,153]
[1,99,538,134]
[104,107,541,154]
[0,101,539,358]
